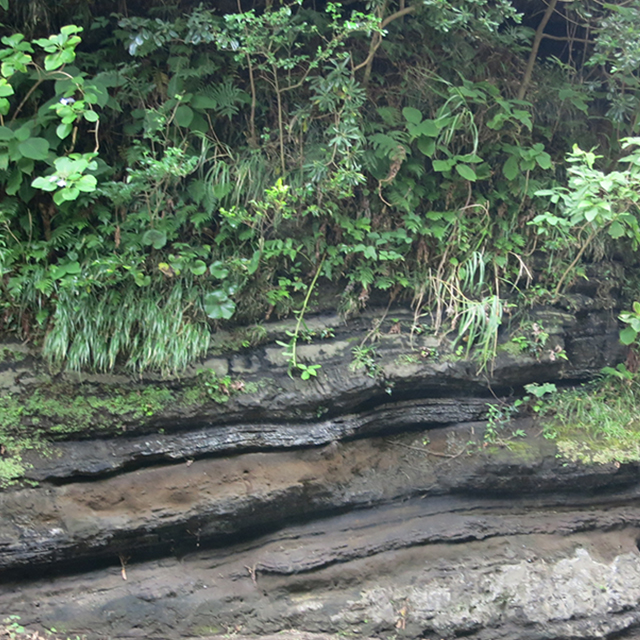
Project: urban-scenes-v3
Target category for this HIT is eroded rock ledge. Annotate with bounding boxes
[2,297,639,640]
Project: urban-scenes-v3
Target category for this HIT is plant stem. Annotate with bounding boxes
[290,254,326,369]
[518,0,558,100]
[553,227,598,298]
[273,64,286,175]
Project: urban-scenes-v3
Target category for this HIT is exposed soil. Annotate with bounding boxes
[2,302,639,640]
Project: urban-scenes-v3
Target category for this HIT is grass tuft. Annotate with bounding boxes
[43,281,210,375]
[542,375,640,464]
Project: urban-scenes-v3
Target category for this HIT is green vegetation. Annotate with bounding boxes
[484,382,555,444]
[540,373,640,464]
[530,310,640,464]
[0,0,639,378]
[0,382,175,484]
[483,365,640,465]
[0,368,272,485]
[0,384,174,437]
[3,0,640,470]
[276,254,326,379]
[351,343,380,378]
[196,369,248,404]
[209,324,269,354]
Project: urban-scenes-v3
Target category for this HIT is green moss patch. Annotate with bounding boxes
[541,376,640,465]
[0,383,176,487]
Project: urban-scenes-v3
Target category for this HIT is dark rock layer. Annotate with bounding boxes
[2,299,639,640]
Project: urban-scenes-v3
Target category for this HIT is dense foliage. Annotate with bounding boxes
[0,0,639,374]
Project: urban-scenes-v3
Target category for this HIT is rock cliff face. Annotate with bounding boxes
[2,295,640,640]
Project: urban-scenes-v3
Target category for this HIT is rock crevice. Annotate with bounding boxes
[2,301,639,640]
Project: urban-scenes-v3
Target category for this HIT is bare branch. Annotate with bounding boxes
[353,4,417,83]
[518,0,559,101]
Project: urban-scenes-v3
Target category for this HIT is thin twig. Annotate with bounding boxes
[385,438,468,459]
[245,564,258,586]
[353,4,417,80]
[118,554,130,581]
[553,226,598,298]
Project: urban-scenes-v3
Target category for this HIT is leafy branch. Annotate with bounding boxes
[277,255,326,380]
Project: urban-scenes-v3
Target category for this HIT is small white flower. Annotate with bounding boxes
[59,97,75,106]
[57,179,67,187]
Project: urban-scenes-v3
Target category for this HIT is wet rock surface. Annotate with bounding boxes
[3,301,640,639]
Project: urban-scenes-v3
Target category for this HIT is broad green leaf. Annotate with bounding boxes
[608,220,625,239]
[204,290,235,320]
[408,120,440,140]
[13,126,30,142]
[188,112,208,133]
[417,136,436,157]
[56,122,73,139]
[18,137,49,160]
[455,164,477,181]
[620,326,637,345]
[402,106,423,125]
[601,178,613,191]
[85,79,110,107]
[190,260,207,276]
[1,33,25,47]
[363,245,377,259]
[432,158,455,172]
[503,155,520,180]
[83,110,99,123]
[60,25,83,36]
[51,261,81,279]
[44,52,65,71]
[486,113,507,130]
[64,261,81,274]
[52,156,76,174]
[174,105,194,128]
[56,186,79,203]
[584,207,599,222]
[134,273,152,287]
[535,152,552,169]
[0,126,13,140]
[209,260,229,279]
[142,229,167,249]
[512,109,532,130]
[457,153,483,163]
[570,97,588,113]
[76,174,97,192]
[0,80,14,98]
[418,119,440,137]
[16,156,33,175]
[32,175,57,191]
